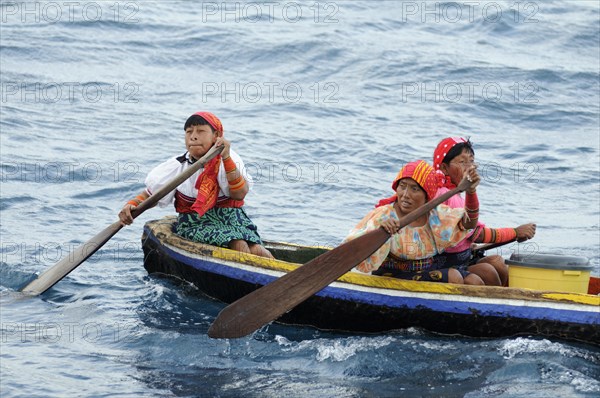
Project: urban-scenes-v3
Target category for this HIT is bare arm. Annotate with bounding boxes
[118,190,150,225]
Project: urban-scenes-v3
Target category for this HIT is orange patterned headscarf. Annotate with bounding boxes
[392,160,438,201]
[190,111,224,217]
[376,160,438,207]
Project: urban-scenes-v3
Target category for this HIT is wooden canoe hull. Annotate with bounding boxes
[142,218,600,345]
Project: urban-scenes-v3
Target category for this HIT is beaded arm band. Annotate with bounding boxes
[126,194,146,207]
[481,227,518,243]
[464,191,479,220]
[223,155,246,192]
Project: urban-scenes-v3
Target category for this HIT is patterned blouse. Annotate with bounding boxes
[344,203,473,273]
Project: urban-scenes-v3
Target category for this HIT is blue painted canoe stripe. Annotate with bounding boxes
[323,284,599,325]
[146,229,599,326]
[147,229,277,286]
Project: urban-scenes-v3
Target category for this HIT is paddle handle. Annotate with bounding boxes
[473,238,518,253]
[20,145,224,296]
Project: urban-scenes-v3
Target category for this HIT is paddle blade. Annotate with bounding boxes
[20,221,123,296]
[208,228,390,339]
[19,145,223,297]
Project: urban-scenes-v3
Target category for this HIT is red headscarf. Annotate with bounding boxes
[193,111,223,135]
[190,112,227,217]
[376,160,438,207]
[433,136,467,189]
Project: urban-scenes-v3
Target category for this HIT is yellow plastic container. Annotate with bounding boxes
[507,253,592,294]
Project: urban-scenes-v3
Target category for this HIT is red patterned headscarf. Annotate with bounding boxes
[433,137,467,171]
[189,111,226,217]
[433,136,467,189]
[193,111,223,136]
[376,160,438,207]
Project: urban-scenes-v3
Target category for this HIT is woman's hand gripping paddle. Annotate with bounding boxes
[208,177,472,339]
[20,145,223,296]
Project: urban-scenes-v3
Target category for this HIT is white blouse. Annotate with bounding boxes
[144,149,253,208]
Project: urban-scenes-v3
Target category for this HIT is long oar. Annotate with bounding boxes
[208,178,471,339]
[20,145,223,296]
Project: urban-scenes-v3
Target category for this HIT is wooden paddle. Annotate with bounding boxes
[208,178,472,339]
[20,145,223,296]
[471,238,522,262]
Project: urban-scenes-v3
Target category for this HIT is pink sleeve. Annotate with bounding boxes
[434,187,465,209]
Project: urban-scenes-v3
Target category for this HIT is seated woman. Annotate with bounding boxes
[344,160,485,285]
[432,137,536,286]
[119,111,273,258]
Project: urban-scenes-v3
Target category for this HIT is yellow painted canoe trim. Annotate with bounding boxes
[541,293,600,306]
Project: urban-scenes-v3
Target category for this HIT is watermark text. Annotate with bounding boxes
[1,82,140,104]
[1,322,142,343]
[400,81,539,104]
[1,162,141,184]
[198,2,339,23]
[1,1,140,24]
[397,1,539,23]
[201,82,339,104]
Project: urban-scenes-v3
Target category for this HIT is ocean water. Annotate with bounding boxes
[1,1,599,397]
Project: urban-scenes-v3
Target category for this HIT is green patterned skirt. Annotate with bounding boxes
[175,208,264,247]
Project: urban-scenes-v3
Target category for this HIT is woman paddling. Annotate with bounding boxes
[344,160,485,284]
[119,111,273,258]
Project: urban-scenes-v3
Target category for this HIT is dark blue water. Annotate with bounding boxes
[1,1,599,396]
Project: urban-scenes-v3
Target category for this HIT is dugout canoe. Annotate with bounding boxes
[142,217,600,345]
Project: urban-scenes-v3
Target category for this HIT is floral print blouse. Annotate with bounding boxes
[344,203,472,273]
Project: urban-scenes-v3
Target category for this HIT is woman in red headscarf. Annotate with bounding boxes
[432,137,536,286]
[344,160,484,284]
[118,111,273,258]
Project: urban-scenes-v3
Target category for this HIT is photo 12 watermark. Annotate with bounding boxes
[1,82,141,104]
[244,161,340,184]
[400,81,539,104]
[1,161,142,184]
[1,241,142,266]
[200,81,339,104]
[0,1,140,24]
[1,322,143,344]
[198,2,339,23]
[478,161,540,184]
[396,1,539,24]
